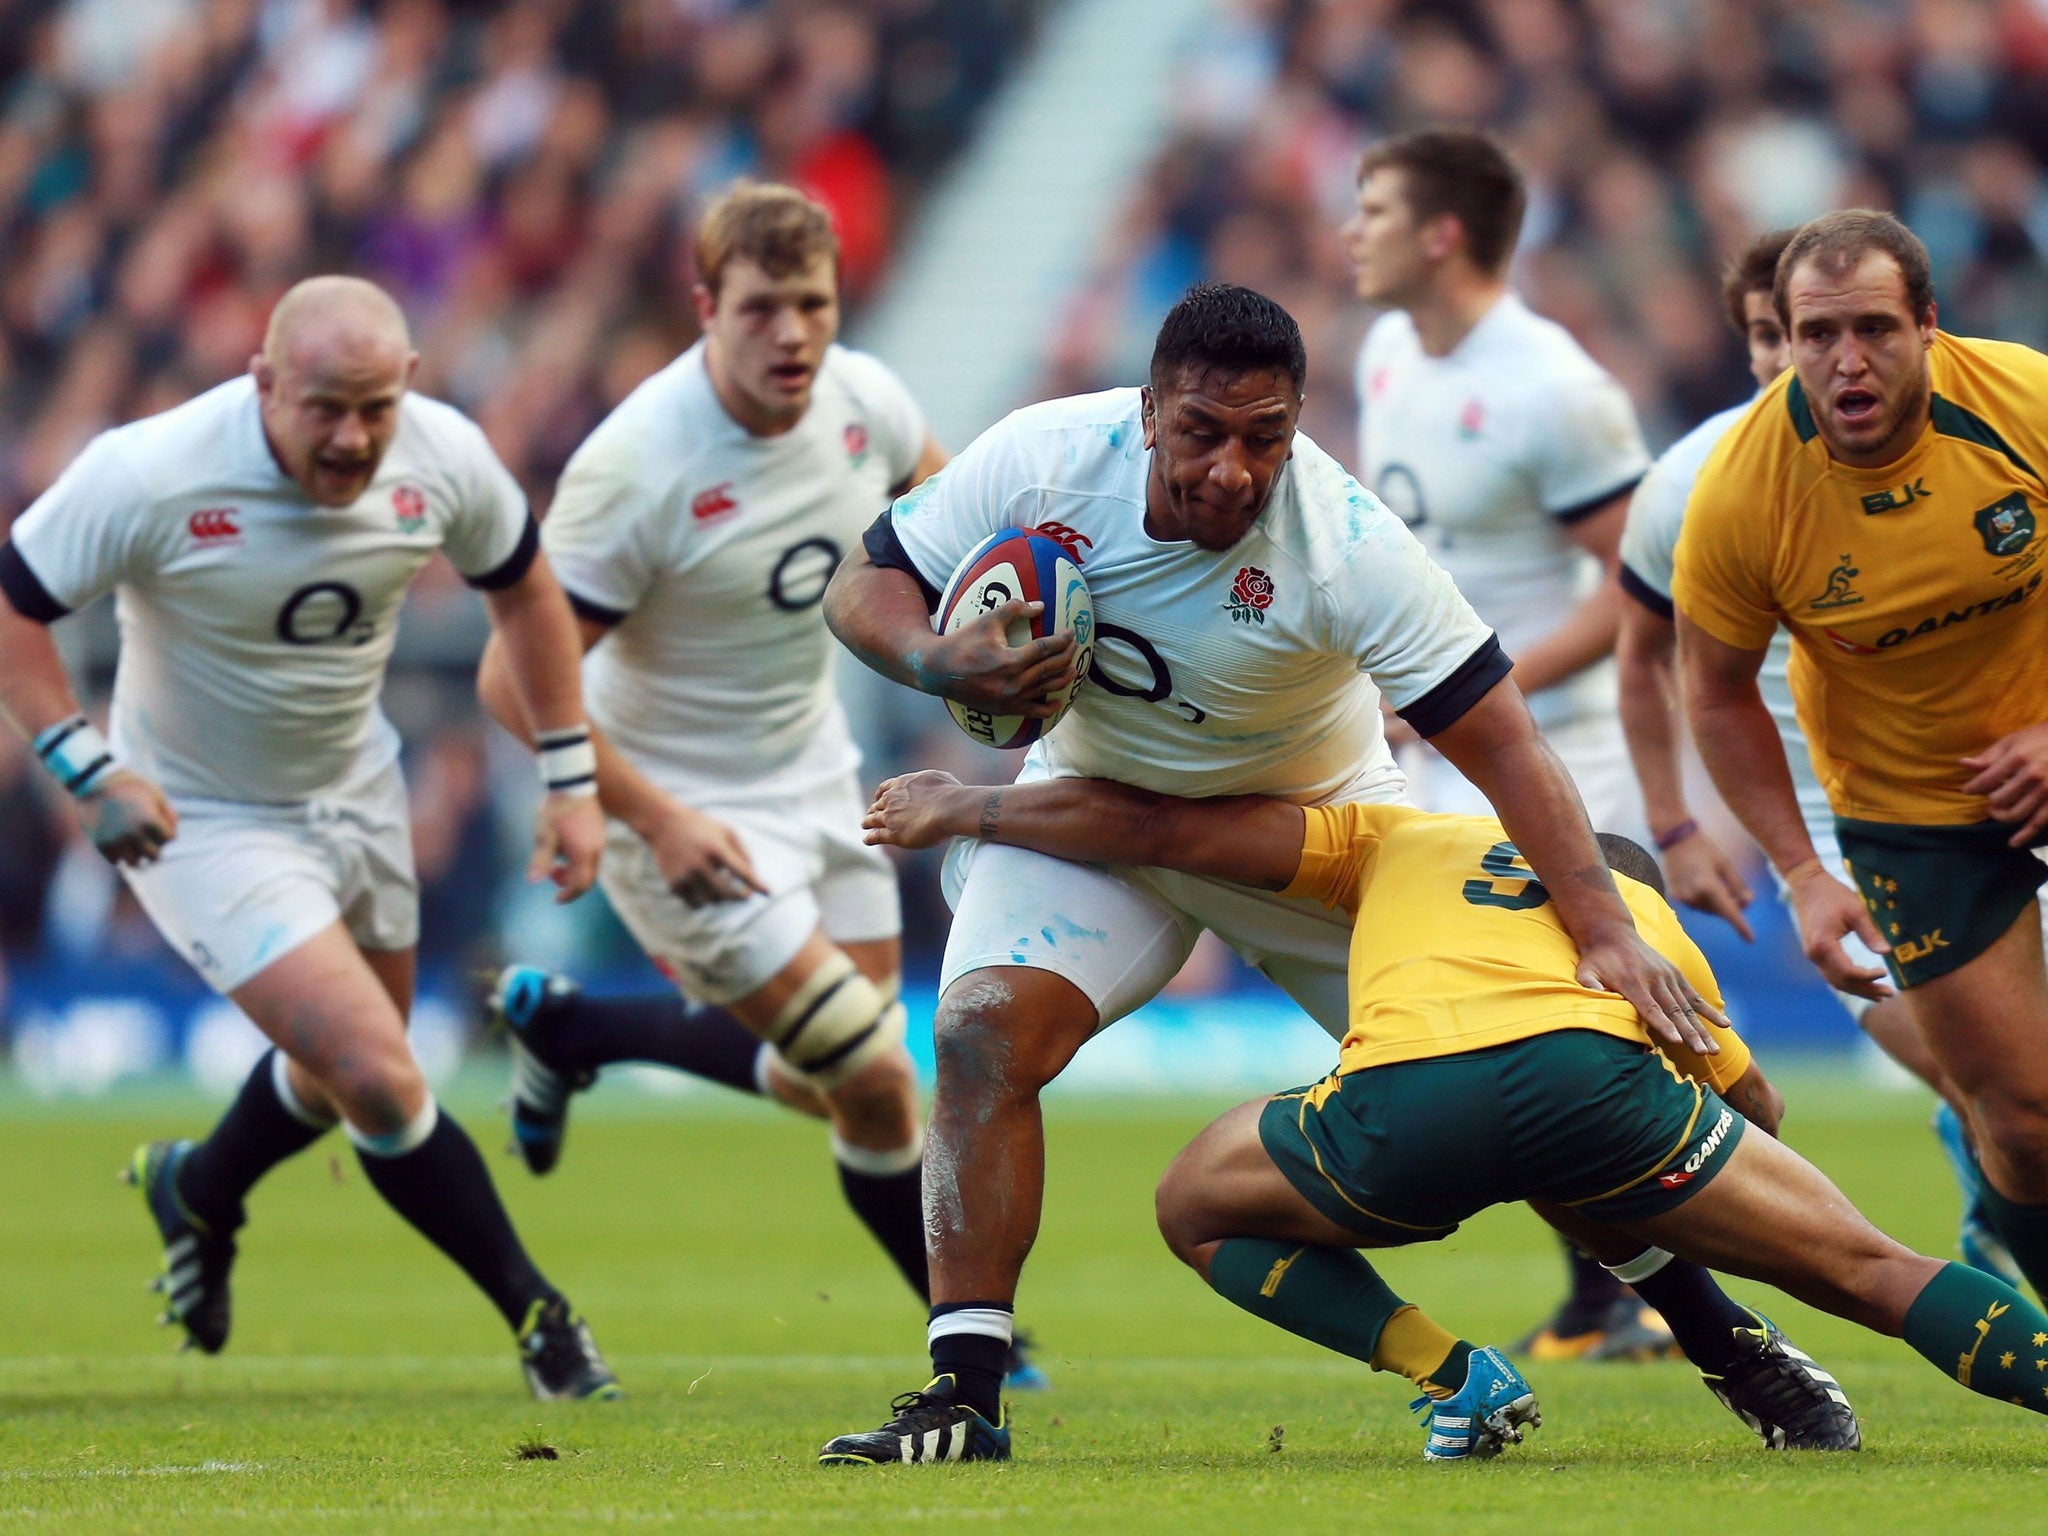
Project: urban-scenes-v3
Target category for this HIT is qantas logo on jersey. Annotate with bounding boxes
[1225,566,1275,624]
[692,483,739,523]
[1834,572,2046,653]
[187,507,241,543]
[1031,523,1092,564]
[391,483,428,533]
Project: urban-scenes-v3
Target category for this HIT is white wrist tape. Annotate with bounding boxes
[536,726,598,798]
[33,714,117,798]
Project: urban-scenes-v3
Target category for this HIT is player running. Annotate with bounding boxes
[1343,126,1665,1360]
[864,768,2048,1458]
[0,277,620,1397]
[1618,226,2019,1284]
[1676,209,2048,1302]
[817,282,1838,1465]
[476,181,960,1350]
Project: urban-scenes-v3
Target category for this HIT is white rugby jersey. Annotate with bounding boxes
[1619,398,1832,830]
[4,376,533,804]
[880,389,1500,804]
[1355,295,1649,731]
[544,341,926,797]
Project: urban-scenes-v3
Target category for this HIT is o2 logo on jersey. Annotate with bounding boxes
[276,581,376,647]
[767,537,842,612]
[391,484,428,534]
[1088,621,1206,724]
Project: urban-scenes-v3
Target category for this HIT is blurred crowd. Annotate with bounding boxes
[1049,0,2048,458]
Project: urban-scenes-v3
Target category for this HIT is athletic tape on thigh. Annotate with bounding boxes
[768,952,906,1089]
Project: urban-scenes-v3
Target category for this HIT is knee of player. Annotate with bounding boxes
[827,1044,918,1113]
[1151,1164,1208,1271]
[1967,1087,2048,1156]
[323,1050,428,1134]
[932,981,1077,1098]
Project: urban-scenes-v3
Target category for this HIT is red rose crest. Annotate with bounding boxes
[392,484,427,531]
[1225,565,1275,624]
[844,422,870,463]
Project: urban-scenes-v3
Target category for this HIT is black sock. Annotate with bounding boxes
[547,992,764,1093]
[837,1150,930,1303]
[1623,1256,1753,1374]
[1555,1239,1627,1331]
[354,1106,560,1331]
[929,1306,1010,1421]
[177,1050,332,1232]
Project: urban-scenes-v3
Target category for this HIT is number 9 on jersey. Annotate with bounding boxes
[933,527,1094,750]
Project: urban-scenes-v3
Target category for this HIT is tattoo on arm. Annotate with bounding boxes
[976,790,1002,842]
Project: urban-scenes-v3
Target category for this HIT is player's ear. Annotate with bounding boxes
[402,350,420,389]
[1140,386,1156,450]
[250,353,274,397]
[692,283,717,327]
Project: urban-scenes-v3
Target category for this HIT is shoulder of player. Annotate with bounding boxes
[1263,431,1421,591]
[975,389,1146,484]
[1686,373,1809,512]
[815,342,914,410]
[1931,332,2048,473]
[73,377,260,512]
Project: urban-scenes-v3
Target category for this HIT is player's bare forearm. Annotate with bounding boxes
[1616,601,1690,832]
[0,594,91,740]
[1677,615,1816,879]
[479,552,589,737]
[1511,578,1622,695]
[864,771,1304,889]
[823,547,939,692]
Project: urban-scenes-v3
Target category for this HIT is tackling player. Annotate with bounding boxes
[1342,126,1664,1360]
[0,277,620,1397]
[1618,227,2019,1283]
[1676,210,2048,1300]
[864,769,2048,1457]
[816,283,1835,1464]
[476,182,953,1341]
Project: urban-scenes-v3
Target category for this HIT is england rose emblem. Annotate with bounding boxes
[1225,564,1275,624]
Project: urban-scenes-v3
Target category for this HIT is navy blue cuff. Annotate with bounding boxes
[1618,563,1675,621]
[1398,634,1513,738]
[862,512,941,611]
[464,514,541,591]
[0,542,69,623]
[1552,475,1643,524]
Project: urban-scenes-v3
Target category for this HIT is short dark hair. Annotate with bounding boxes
[1149,282,1307,395]
[1597,832,1667,898]
[695,179,839,298]
[1773,209,1934,327]
[1356,127,1526,274]
[1721,228,1797,335]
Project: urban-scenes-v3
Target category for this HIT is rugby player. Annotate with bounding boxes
[864,768,2048,1457]
[1619,227,2019,1283]
[1343,127,1667,1358]
[0,277,620,1397]
[1676,210,2048,1299]
[817,283,1835,1464]
[476,182,953,1343]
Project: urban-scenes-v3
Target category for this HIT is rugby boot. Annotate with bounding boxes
[517,1297,623,1401]
[819,1375,1011,1465]
[488,965,593,1175]
[1003,1329,1051,1392]
[124,1139,236,1354]
[1412,1346,1541,1461]
[1933,1103,2025,1287]
[1701,1310,1860,1450]
[1516,1294,1680,1362]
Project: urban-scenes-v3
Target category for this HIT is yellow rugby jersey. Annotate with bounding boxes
[1281,802,1750,1092]
[1672,332,2048,825]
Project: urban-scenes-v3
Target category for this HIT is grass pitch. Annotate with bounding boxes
[2,1069,2039,1533]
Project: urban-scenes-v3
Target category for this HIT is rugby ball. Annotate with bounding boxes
[933,527,1094,750]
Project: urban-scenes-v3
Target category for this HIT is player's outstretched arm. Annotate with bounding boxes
[1429,676,1724,1055]
[824,545,1077,717]
[863,769,1305,889]
[478,550,604,902]
[1616,597,1754,938]
[1678,614,1891,999]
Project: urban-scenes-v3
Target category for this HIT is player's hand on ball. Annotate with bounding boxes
[648,802,767,908]
[1787,864,1893,1001]
[82,769,177,866]
[863,770,968,850]
[1574,926,1727,1056]
[531,791,605,903]
[1662,829,1756,942]
[1963,721,2048,846]
[927,599,1078,719]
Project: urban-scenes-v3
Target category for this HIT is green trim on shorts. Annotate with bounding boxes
[1255,1031,1746,1238]
[1835,817,2048,989]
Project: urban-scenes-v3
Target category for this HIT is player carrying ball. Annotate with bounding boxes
[865,768,2048,1458]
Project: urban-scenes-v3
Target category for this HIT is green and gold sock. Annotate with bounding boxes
[1207,1239,1473,1393]
[1901,1261,2048,1416]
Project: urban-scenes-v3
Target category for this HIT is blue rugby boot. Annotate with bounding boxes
[1003,1330,1050,1392]
[488,965,593,1175]
[124,1139,236,1354]
[1933,1103,2024,1287]
[819,1376,1011,1465]
[1412,1346,1540,1461]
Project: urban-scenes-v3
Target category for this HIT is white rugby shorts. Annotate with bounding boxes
[121,753,418,994]
[939,837,1356,1038]
[1399,710,1648,844]
[600,770,899,1005]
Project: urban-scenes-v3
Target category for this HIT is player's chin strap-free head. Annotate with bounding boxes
[765,951,907,1092]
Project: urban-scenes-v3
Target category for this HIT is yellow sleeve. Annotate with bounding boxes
[1279,803,1415,915]
[1670,422,1784,652]
[1646,914,1752,1094]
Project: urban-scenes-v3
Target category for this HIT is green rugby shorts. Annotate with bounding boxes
[1835,817,2048,989]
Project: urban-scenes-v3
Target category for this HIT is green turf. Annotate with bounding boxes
[0,1070,2038,1533]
